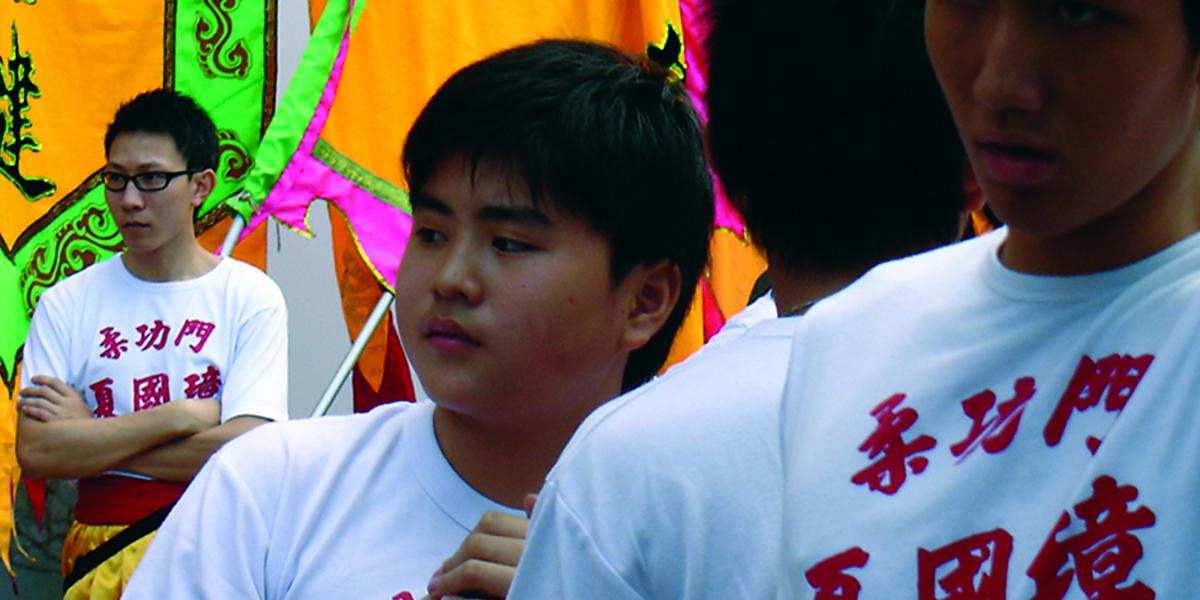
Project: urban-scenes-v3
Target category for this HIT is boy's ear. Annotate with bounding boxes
[190,169,216,208]
[619,260,683,352]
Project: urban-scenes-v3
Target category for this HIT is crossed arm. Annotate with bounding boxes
[17,374,267,482]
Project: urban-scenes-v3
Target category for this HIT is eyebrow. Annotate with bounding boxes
[410,192,551,227]
[105,160,177,172]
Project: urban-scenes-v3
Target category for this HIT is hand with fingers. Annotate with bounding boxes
[423,493,537,600]
[18,375,93,422]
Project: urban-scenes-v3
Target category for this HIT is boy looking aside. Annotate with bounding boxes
[17,89,288,598]
[125,39,712,599]
[780,0,1200,596]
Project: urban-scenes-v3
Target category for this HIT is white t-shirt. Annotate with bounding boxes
[780,229,1200,598]
[509,316,797,599]
[21,255,288,426]
[124,400,522,599]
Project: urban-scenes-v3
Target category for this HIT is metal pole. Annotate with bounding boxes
[219,213,247,257]
[310,290,396,417]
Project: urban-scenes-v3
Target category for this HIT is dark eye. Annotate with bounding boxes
[135,172,170,189]
[492,238,537,253]
[1055,1,1101,23]
[414,227,446,244]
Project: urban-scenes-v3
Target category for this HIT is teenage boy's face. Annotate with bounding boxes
[104,132,207,258]
[395,156,633,423]
[926,0,1200,264]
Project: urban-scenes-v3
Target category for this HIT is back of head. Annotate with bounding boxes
[105,89,219,171]
[706,0,965,274]
[404,39,713,391]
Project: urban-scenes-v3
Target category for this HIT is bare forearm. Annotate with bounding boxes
[115,416,268,481]
[17,405,205,480]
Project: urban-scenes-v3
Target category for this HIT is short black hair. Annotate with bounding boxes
[706,0,965,274]
[1188,0,1200,47]
[105,89,219,171]
[403,39,713,391]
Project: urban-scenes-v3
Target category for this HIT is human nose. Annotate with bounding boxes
[114,185,146,211]
[431,242,483,305]
[972,10,1044,114]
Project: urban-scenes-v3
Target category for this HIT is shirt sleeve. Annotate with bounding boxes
[21,287,74,391]
[124,446,273,598]
[218,272,288,423]
[507,480,645,600]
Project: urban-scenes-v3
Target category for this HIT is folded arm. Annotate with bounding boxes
[16,375,219,480]
[114,415,269,481]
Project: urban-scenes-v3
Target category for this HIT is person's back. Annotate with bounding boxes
[508,1,970,597]
[124,39,712,599]
[16,89,287,598]
[779,0,1200,596]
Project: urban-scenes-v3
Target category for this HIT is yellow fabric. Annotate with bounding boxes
[0,365,21,576]
[61,521,156,600]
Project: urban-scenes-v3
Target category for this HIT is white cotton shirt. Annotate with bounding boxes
[509,316,797,599]
[780,229,1200,598]
[124,400,521,599]
[21,254,288,425]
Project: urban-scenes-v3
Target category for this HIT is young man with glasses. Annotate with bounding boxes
[17,89,288,599]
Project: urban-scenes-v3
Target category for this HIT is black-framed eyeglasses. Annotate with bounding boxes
[102,169,201,192]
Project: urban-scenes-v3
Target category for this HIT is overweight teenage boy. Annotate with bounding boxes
[124,39,713,599]
[16,89,288,598]
[779,0,1200,596]
[507,0,972,597]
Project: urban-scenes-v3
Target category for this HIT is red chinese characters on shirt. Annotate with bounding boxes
[851,394,937,495]
[1027,475,1156,599]
[184,366,222,399]
[90,378,116,418]
[135,319,171,351]
[174,319,215,353]
[132,373,171,411]
[950,377,1035,461]
[1044,354,1153,453]
[97,327,129,360]
[806,547,870,600]
[918,529,1013,600]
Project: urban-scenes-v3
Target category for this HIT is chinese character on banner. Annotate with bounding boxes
[89,378,115,418]
[135,319,172,351]
[918,529,1013,600]
[1027,475,1156,599]
[851,394,937,495]
[950,377,1035,461]
[97,326,129,360]
[806,547,870,600]
[184,366,222,399]
[175,319,216,353]
[1044,354,1154,452]
[132,373,171,411]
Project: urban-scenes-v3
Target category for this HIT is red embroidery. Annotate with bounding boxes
[851,394,937,495]
[97,327,129,360]
[918,529,1012,599]
[1027,476,1156,599]
[174,319,216,353]
[135,319,171,351]
[806,547,870,599]
[184,366,222,399]
[1044,354,1153,451]
[89,378,115,418]
[132,373,171,411]
[950,377,1035,461]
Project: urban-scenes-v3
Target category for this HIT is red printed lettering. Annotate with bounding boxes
[135,319,171,351]
[851,394,937,495]
[1044,354,1153,451]
[918,529,1012,599]
[806,547,870,600]
[184,366,222,399]
[391,594,414,600]
[97,327,129,360]
[1027,475,1156,599]
[950,377,1035,461]
[132,373,171,412]
[174,319,215,353]
[89,378,115,418]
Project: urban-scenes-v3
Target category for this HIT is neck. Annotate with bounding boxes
[1002,135,1200,275]
[122,239,219,282]
[768,265,864,317]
